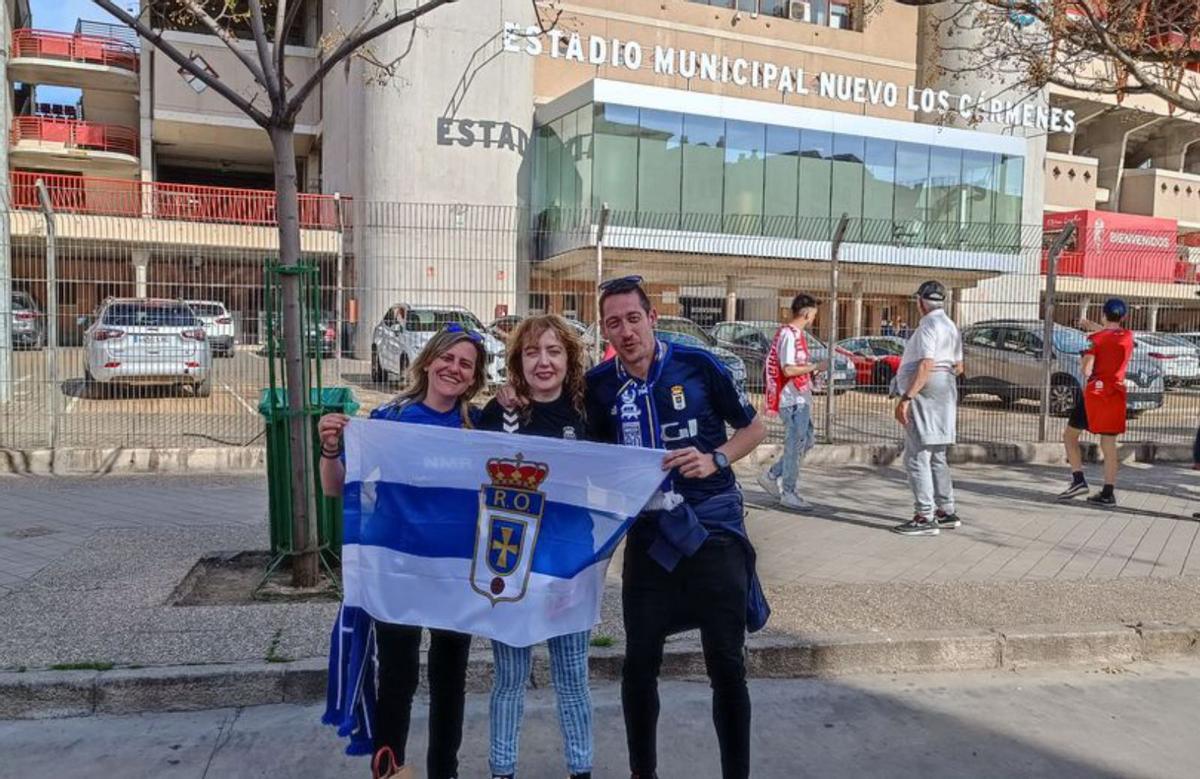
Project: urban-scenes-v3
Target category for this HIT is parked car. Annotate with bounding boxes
[372,304,505,386]
[960,320,1164,415]
[82,298,212,397]
[836,336,906,391]
[709,320,856,394]
[583,317,749,395]
[260,310,336,358]
[1133,332,1200,387]
[186,300,235,357]
[10,291,44,350]
[1176,332,1200,349]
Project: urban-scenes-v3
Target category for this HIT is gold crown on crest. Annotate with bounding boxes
[486,455,549,490]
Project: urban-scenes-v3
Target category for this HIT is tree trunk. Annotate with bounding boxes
[270,124,319,588]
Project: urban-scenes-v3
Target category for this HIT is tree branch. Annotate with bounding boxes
[277,0,305,91]
[287,0,458,118]
[92,0,271,125]
[248,0,283,103]
[176,0,272,90]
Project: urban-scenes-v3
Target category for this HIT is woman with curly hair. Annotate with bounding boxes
[477,314,593,779]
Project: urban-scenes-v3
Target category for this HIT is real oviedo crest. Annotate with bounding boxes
[470,454,550,605]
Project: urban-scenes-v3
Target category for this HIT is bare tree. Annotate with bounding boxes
[891,0,1200,115]
[92,0,558,586]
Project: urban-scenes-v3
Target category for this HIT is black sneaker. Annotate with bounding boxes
[1058,480,1089,500]
[570,774,592,779]
[892,515,940,536]
[1087,492,1117,507]
[935,510,961,529]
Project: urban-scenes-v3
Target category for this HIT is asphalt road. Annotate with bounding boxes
[3,661,1198,778]
[2,347,1198,450]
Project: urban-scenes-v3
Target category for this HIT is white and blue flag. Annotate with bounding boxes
[341,418,666,645]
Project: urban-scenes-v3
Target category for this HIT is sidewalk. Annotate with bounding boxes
[1,461,1198,715]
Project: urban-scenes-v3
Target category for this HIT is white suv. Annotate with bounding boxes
[371,304,506,386]
[83,298,213,397]
[186,300,236,357]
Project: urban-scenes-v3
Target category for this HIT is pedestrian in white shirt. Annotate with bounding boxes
[759,294,828,511]
[891,280,963,537]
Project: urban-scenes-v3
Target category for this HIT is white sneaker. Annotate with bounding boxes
[780,492,813,511]
[757,469,782,498]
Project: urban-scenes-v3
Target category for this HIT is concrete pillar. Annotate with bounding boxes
[1078,114,1164,211]
[724,276,737,322]
[851,282,864,338]
[1079,297,1091,323]
[1143,125,1200,172]
[1148,303,1159,332]
[133,251,149,298]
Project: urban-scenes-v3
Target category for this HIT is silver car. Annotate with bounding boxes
[10,291,45,350]
[186,300,236,358]
[371,304,506,386]
[1133,332,1200,387]
[960,320,1164,415]
[83,298,213,397]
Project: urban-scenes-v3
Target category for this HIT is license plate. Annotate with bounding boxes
[1128,400,1155,410]
[835,372,849,380]
[137,335,166,344]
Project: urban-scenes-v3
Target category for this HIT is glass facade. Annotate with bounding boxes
[534,102,1025,252]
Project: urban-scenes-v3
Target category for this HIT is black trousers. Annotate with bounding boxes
[373,623,472,779]
[621,530,751,779]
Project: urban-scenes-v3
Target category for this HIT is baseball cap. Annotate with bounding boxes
[1103,298,1127,320]
[916,280,946,302]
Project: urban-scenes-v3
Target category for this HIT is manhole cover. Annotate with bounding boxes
[3,527,57,540]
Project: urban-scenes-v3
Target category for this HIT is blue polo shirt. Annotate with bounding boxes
[369,399,482,427]
[584,342,756,503]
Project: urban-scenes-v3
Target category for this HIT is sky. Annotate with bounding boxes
[27,0,135,106]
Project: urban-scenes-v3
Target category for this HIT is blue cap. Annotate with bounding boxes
[1103,298,1127,320]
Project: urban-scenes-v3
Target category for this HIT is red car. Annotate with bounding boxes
[836,336,906,391]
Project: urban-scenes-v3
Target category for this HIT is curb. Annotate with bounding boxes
[3,622,1197,720]
[2,441,1192,476]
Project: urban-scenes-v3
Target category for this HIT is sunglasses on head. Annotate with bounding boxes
[443,322,483,343]
[598,275,644,293]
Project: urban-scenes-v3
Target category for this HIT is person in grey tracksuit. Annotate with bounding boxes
[890,280,964,537]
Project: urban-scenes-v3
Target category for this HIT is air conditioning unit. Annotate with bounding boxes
[789,0,812,23]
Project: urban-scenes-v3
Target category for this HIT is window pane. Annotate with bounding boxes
[961,150,995,249]
[763,125,800,238]
[760,0,789,17]
[994,154,1024,252]
[798,130,832,239]
[637,109,683,229]
[927,147,962,249]
[862,138,896,243]
[894,142,929,246]
[558,111,578,214]
[831,133,865,242]
[682,114,725,232]
[534,124,553,214]
[724,120,765,235]
[592,103,639,225]
[575,105,593,219]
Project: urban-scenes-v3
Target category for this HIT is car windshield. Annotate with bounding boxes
[1047,326,1089,355]
[103,302,197,328]
[408,310,484,332]
[656,318,715,345]
[656,330,706,348]
[12,293,34,311]
[871,339,905,356]
[188,303,225,318]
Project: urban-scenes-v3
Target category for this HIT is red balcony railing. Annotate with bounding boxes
[12,28,138,73]
[9,171,347,230]
[11,116,139,157]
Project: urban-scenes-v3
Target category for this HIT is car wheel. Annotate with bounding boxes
[872,363,894,393]
[194,379,212,398]
[370,347,386,384]
[1048,375,1077,417]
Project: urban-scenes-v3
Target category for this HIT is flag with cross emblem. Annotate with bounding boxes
[336,418,665,647]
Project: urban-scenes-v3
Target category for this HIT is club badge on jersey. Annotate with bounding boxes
[671,384,686,410]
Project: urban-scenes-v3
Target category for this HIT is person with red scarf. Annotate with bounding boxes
[1058,298,1135,507]
[758,294,828,511]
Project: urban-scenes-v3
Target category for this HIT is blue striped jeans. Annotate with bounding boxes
[489,630,593,776]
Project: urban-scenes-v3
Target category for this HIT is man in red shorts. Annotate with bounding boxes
[1058,298,1134,507]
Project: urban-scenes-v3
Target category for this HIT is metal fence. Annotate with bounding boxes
[1,197,1198,451]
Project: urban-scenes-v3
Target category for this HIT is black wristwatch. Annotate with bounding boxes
[712,451,731,471]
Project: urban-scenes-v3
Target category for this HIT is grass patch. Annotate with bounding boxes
[590,634,616,648]
[49,662,114,672]
[265,629,293,664]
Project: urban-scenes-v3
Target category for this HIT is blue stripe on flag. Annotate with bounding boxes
[344,481,626,579]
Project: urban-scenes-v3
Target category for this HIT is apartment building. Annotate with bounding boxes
[4,0,1198,350]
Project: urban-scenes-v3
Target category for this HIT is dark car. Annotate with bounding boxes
[260,310,336,358]
[710,320,856,394]
[10,291,45,350]
[583,317,749,395]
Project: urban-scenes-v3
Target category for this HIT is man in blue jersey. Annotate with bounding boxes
[585,276,768,779]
